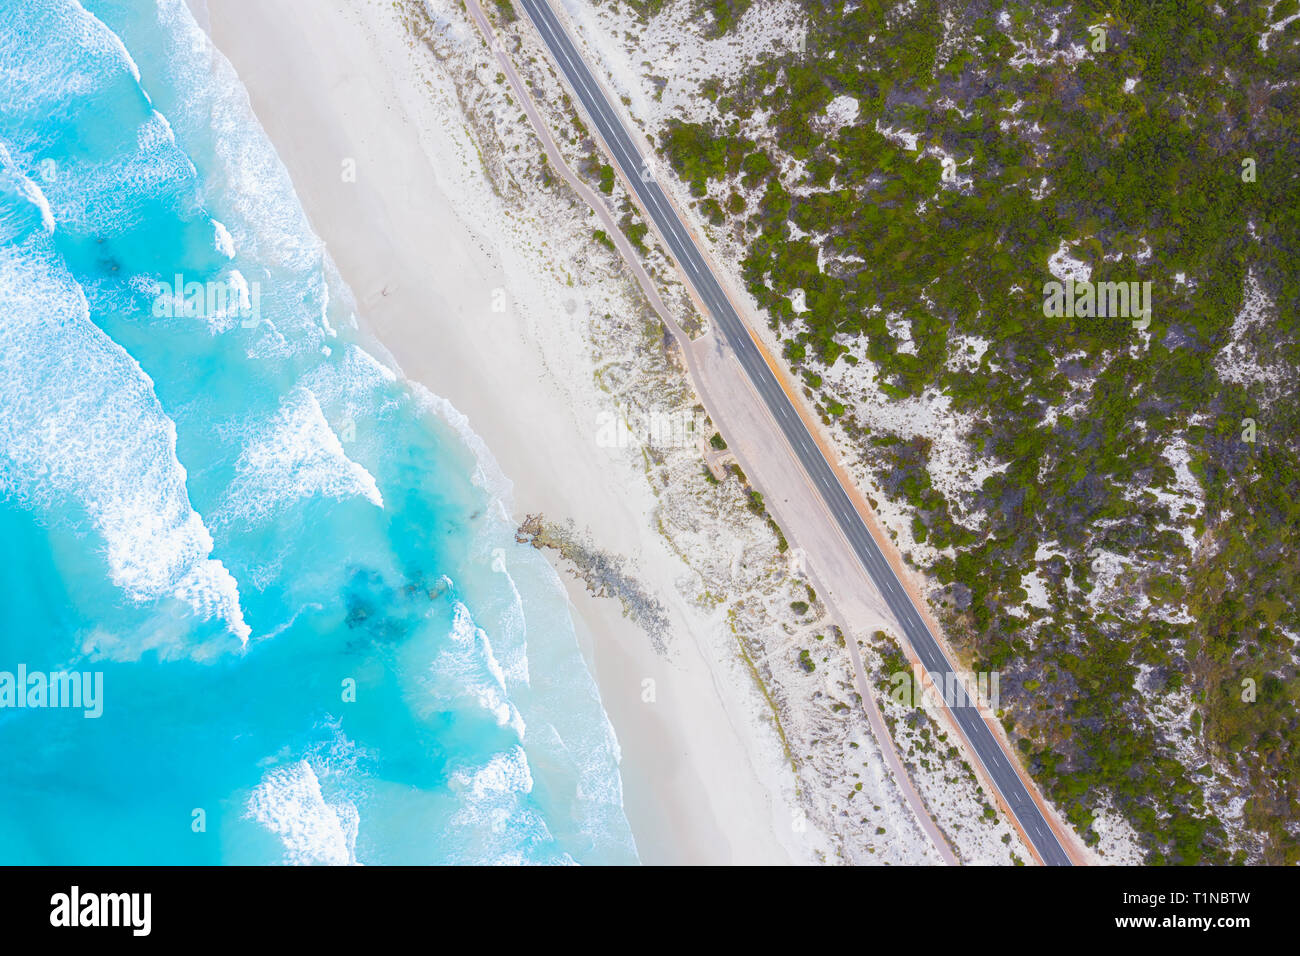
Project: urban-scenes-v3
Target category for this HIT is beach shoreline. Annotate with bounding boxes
[191,0,807,864]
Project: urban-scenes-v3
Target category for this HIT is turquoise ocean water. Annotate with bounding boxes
[0,0,636,864]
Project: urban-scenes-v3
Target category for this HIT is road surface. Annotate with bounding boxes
[516,0,1073,866]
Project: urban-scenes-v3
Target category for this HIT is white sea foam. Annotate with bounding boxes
[0,144,53,240]
[212,218,235,258]
[0,0,200,238]
[446,747,576,863]
[298,342,399,432]
[154,0,324,279]
[150,265,253,335]
[406,380,633,844]
[38,106,195,236]
[450,746,535,800]
[0,0,140,117]
[410,382,516,514]
[434,602,526,738]
[307,351,538,692]
[246,760,360,866]
[304,348,532,696]
[488,569,531,688]
[217,386,384,528]
[448,746,538,839]
[418,381,539,688]
[0,222,249,649]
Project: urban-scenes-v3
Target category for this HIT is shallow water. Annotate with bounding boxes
[0,0,635,865]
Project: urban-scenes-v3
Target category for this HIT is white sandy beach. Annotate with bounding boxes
[189,0,813,864]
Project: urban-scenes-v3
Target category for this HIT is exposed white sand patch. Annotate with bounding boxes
[1085,549,1136,611]
[789,286,809,314]
[818,351,1006,530]
[1088,802,1146,864]
[884,312,918,355]
[824,94,860,128]
[1216,270,1285,399]
[874,120,919,152]
[1020,568,1051,611]
[1047,239,1091,284]
[556,0,805,131]
[1260,1,1300,50]
[1002,17,1090,72]
[946,333,990,371]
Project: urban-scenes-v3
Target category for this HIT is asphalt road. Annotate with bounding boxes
[518,0,1071,867]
